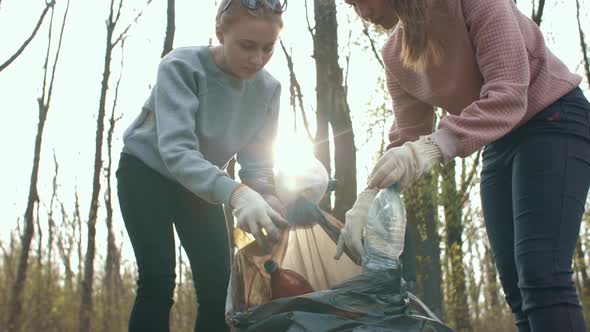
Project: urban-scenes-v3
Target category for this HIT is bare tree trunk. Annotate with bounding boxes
[484,244,500,311]
[531,0,546,26]
[47,153,59,277]
[311,1,331,212]
[79,1,152,329]
[79,25,113,332]
[312,0,356,220]
[575,238,589,291]
[315,112,332,211]
[441,159,471,331]
[36,209,43,266]
[161,0,175,57]
[7,1,69,328]
[102,41,125,332]
[330,96,357,221]
[173,244,185,330]
[404,173,443,317]
[575,0,590,88]
[33,207,45,332]
[76,192,83,290]
[573,238,584,298]
[7,77,42,332]
[0,0,55,72]
[57,200,75,290]
[466,235,481,324]
[575,235,590,322]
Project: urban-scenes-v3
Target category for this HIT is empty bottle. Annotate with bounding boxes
[362,185,407,272]
[264,259,314,299]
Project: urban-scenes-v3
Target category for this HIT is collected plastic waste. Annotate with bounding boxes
[226,159,452,331]
[264,259,314,299]
[363,185,407,272]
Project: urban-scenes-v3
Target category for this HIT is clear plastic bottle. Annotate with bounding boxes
[362,185,407,272]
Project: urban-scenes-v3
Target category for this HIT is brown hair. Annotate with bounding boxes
[216,0,284,30]
[391,0,442,71]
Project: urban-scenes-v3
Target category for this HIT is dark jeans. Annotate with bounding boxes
[117,153,231,332]
[481,87,590,332]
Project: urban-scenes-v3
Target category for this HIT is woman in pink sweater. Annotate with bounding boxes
[335,0,590,331]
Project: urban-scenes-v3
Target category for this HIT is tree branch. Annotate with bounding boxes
[0,0,56,72]
[575,0,590,89]
[39,4,56,106]
[304,0,314,38]
[343,27,352,91]
[531,0,546,26]
[114,0,124,25]
[112,0,153,47]
[46,0,71,106]
[361,22,384,69]
[161,0,175,57]
[460,150,481,206]
[280,39,315,142]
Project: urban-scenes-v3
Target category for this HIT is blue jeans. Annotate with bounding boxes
[480,87,590,332]
[117,153,231,332]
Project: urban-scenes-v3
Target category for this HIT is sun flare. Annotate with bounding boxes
[273,130,317,184]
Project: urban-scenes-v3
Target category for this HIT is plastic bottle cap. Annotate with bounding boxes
[264,260,278,273]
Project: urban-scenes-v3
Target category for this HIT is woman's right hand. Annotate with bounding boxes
[230,185,289,251]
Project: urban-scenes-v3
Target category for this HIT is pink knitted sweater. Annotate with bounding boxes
[382,0,581,161]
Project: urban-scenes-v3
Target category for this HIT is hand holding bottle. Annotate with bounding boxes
[368,136,442,190]
[230,184,289,251]
[334,188,380,261]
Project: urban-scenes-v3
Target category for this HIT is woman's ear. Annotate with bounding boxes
[215,24,225,44]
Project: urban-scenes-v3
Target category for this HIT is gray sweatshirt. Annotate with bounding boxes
[122,46,281,205]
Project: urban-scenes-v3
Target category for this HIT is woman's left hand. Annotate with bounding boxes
[263,194,287,217]
[368,136,442,190]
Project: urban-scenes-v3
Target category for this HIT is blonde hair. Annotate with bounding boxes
[391,0,442,71]
[216,0,284,30]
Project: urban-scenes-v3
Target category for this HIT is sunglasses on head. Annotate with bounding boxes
[221,0,288,15]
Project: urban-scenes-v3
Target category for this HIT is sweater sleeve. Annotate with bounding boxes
[432,0,530,161]
[386,69,436,150]
[154,55,239,204]
[237,84,281,195]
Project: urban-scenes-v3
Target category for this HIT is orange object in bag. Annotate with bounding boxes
[264,259,314,299]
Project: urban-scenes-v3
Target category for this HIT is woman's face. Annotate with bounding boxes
[216,16,281,80]
[344,0,398,29]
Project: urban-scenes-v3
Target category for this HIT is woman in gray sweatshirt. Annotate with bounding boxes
[116,0,288,330]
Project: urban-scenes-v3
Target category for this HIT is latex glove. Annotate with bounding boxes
[334,188,380,261]
[368,136,442,190]
[230,185,289,251]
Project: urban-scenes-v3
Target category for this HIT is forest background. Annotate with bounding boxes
[1,0,589,331]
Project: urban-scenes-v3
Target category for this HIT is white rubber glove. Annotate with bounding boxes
[368,136,442,190]
[334,188,380,261]
[230,184,289,251]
